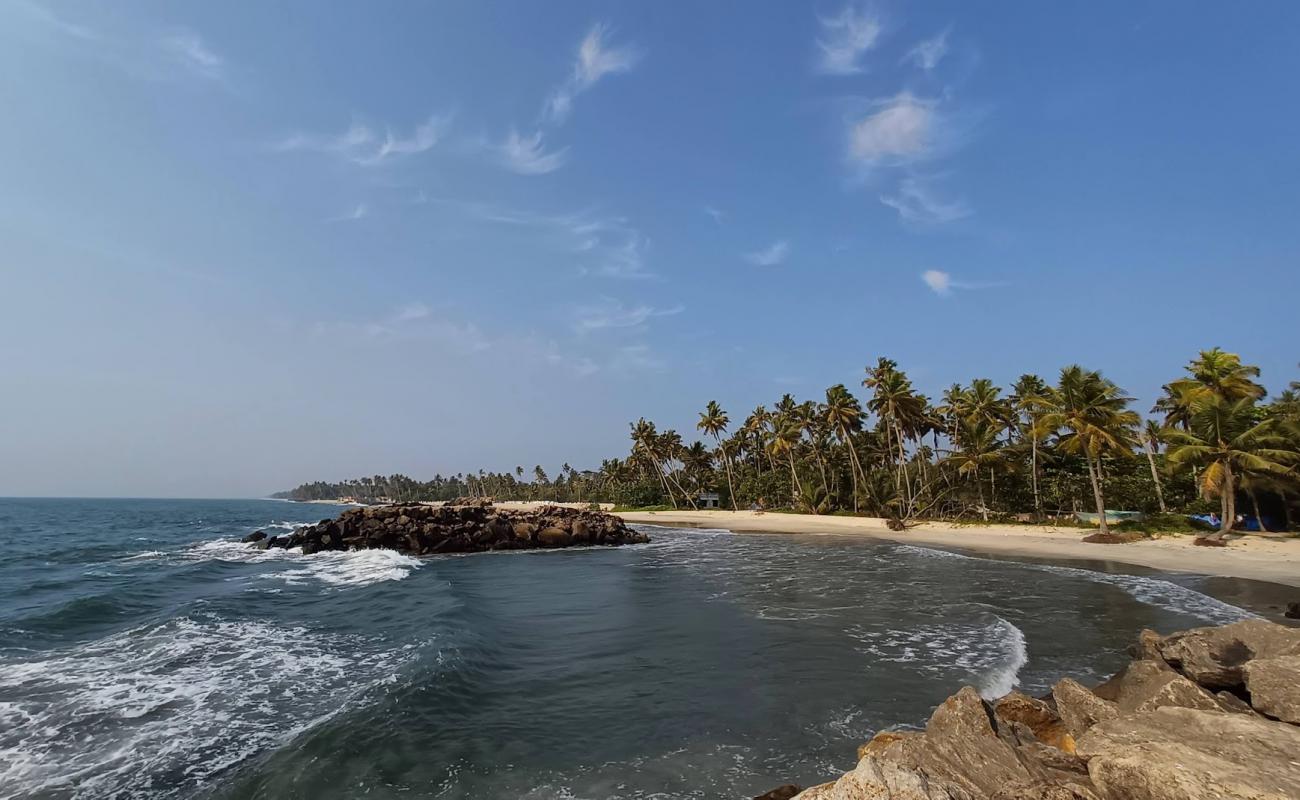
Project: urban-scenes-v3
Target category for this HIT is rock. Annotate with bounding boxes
[1102,660,1221,714]
[1192,536,1228,547]
[1243,655,1300,723]
[537,527,572,547]
[249,539,269,550]
[1052,679,1118,739]
[1125,629,1166,662]
[1214,690,1255,714]
[1076,706,1300,799]
[1155,619,1300,691]
[242,530,267,543]
[1081,531,1143,544]
[793,755,976,800]
[991,783,1098,800]
[993,692,1071,750]
[513,522,537,541]
[1286,602,1300,620]
[858,730,923,760]
[752,785,802,800]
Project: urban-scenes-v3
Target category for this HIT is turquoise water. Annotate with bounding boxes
[0,498,1254,799]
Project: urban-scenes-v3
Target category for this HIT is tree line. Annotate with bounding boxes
[275,348,1300,536]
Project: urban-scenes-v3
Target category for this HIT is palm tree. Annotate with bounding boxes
[630,418,677,508]
[767,421,805,506]
[863,358,927,506]
[824,384,867,512]
[944,417,1005,521]
[1035,366,1140,536]
[1141,419,1168,513]
[1010,374,1049,518]
[1164,396,1297,535]
[698,401,738,510]
[1156,348,1267,429]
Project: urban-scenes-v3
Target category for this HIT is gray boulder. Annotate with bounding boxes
[1243,655,1300,723]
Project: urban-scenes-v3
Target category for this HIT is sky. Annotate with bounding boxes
[2,2,1299,498]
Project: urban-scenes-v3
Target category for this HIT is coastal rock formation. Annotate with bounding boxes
[241,502,648,555]
[790,619,1300,800]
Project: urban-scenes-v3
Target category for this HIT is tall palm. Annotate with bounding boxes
[1141,419,1168,513]
[1035,366,1140,536]
[825,384,868,512]
[630,418,677,508]
[1010,374,1049,518]
[1156,348,1266,428]
[863,358,927,505]
[944,417,1005,521]
[767,422,805,505]
[1164,396,1297,535]
[698,400,738,510]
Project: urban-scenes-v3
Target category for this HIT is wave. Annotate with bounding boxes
[849,613,1029,699]
[892,542,1253,625]
[116,540,424,589]
[0,615,416,800]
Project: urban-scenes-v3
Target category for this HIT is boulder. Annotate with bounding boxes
[858,730,923,760]
[993,692,1071,750]
[241,530,267,543]
[1155,619,1300,691]
[1286,602,1300,620]
[1052,679,1118,739]
[753,785,802,800]
[1242,655,1300,723]
[537,527,572,547]
[1103,660,1221,714]
[793,755,976,800]
[1076,706,1300,799]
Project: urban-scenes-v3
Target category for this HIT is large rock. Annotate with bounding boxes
[1104,660,1222,714]
[753,785,802,800]
[1155,619,1300,691]
[1052,679,1119,739]
[1076,706,1300,799]
[993,692,1071,749]
[1243,655,1300,723]
[794,755,976,800]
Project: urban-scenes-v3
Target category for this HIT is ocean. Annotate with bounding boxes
[0,498,1257,799]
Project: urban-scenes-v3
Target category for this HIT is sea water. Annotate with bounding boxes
[0,498,1256,799]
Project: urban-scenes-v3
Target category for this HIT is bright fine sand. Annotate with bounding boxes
[612,509,1300,589]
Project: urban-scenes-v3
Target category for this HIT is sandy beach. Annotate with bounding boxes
[611,509,1300,590]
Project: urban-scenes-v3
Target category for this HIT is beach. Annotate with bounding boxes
[612,509,1300,590]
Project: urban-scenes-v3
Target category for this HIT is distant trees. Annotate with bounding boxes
[275,348,1300,535]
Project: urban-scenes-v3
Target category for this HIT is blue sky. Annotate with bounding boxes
[3,2,1298,497]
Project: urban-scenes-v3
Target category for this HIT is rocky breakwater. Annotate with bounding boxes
[242,499,649,555]
[786,619,1300,800]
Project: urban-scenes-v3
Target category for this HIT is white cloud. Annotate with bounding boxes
[544,23,642,125]
[573,297,684,334]
[609,343,667,373]
[703,205,725,224]
[498,129,568,175]
[745,240,790,267]
[849,92,936,167]
[921,269,951,295]
[161,31,224,80]
[815,5,882,75]
[276,114,450,166]
[880,176,970,224]
[904,28,950,71]
[393,303,431,323]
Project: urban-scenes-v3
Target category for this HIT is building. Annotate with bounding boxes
[697,492,721,509]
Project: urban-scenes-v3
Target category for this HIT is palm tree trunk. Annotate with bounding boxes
[1248,486,1266,532]
[1084,452,1110,536]
[1142,436,1167,513]
[715,435,738,511]
[787,452,803,504]
[1220,462,1235,534]
[1030,425,1041,519]
[975,466,988,522]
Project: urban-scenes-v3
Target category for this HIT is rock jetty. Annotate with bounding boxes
[241,499,649,555]
[778,618,1300,800]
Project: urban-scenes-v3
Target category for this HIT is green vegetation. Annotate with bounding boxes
[275,348,1300,536]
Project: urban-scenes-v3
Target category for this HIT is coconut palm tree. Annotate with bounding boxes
[1141,419,1168,513]
[1163,396,1297,535]
[697,400,738,510]
[767,421,805,506]
[944,417,1006,521]
[1035,366,1140,536]
[863,358,927,505]
[1010,374,1049,518]
[630,418,677,508]
[824,384,868,512]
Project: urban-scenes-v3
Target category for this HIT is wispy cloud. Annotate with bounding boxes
[573,297,684,334]
[497,129,568,175]
[745,240,790,267]
[848,92,937,168]
[160,30,223,81]
[328,203,369,223]
[815,5,883,75]
[276,114,450,166]
[609,343,667,373]
[904,28,950,71]
[16,0,100,41]
[703,205,725,224]
[921,269,998,295]
[543,23,642,125]
[880,176,970,225]
[393,303,431,323]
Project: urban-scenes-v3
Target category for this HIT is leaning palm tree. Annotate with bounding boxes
[863,358,927,505]
[824,384,868,512]
[1035,366,1140,536]
[767,422,805,506]
[1163,396,1297,536]
[1010,374,1049,518]
[697,401,738,510]
[1141,419,1168,513]
[630,418,677,508]
[944,417,1006,521]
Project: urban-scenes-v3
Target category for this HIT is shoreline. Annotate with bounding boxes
[614,509,1300,591]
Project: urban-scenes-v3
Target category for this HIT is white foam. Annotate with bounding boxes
[165,540,423,589]
[850,613,1029,699]
[0,616,415,799]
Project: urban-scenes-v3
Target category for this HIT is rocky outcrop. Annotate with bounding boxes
[793,619,1300,800]
[239,502,648,556]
